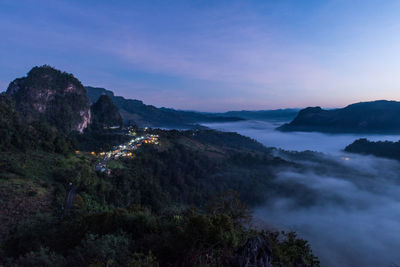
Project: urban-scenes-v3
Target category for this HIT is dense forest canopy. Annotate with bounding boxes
[0,66,320,267]
[345,138,400,160]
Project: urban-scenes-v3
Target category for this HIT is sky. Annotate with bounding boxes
[1,0,400,111]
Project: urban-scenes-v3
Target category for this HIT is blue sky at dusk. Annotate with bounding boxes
[1,0,400,111]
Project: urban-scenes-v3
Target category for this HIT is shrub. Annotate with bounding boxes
[73,232,132,266]
[15,247,66,267]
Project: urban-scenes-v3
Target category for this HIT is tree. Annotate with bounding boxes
[207,190,252,227]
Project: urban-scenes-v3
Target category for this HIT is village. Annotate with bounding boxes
[87,129,159,173]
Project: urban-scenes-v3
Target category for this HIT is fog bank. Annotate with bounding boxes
[204,120,400,267]
[202,120,400,154]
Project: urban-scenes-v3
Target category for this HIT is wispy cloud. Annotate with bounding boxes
[2,0,400,110]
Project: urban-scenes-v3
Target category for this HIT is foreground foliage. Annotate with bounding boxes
[0,94,319,266]
[2,199,319,267]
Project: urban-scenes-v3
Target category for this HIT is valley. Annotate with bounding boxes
[204,120,400,267]
[2,65,400,267]
[3,2,400,266]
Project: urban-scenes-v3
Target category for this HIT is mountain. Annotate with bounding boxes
[86,87,299,127]
[90,95,122,129]
[85,86,243,127]
[278,100,400,133]
[85,86,114,104]
[6,65,91,133]
[219,109,299,121]
[0,66,319,266]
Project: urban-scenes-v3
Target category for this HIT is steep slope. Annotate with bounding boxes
[90,95,122,129]
[0,93,71,153]
[278,100,400,133]
[0,117,319,266]
[7,66,91,133]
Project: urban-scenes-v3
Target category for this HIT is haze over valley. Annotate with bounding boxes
[204,120,400,267]
[3,1,400,267]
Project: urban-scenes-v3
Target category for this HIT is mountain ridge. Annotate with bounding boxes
[278,100,400,133]
[85,86,300,127]
[85,86,244,127]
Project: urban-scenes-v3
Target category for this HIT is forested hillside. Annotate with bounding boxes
[279,100,400,133]
[0,126,319,266]
[85,86,243,128]
[0,67,319,267]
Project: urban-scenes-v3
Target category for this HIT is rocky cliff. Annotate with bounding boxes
[6,65,91,133]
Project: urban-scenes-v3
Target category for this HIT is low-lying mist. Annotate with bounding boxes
[202,120,400,153]
[259,152,400,267]
[204,120,400,267]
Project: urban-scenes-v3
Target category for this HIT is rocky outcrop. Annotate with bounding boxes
[90,94,122,129]
[6,65,91,133]
[85,86,114,104]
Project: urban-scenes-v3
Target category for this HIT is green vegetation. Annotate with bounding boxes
[0,69,319,266]
[345,138,400,160]
[6,66,91,134]
[70,127,131,152]
[279,100,400,133]
[0,124,319,266]
[2,205,319,267]
[0,94,72,153]
[90,95,123,129]
[85,86,243,128]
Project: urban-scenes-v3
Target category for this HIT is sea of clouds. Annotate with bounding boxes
[203,120,400,267]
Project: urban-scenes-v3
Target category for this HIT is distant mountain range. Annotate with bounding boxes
[278,100,400,133]
[86,86,246,128]
[217,109,299,121]
[86,86,299,128]
[8,66,400,134]
[0,65,301,131]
